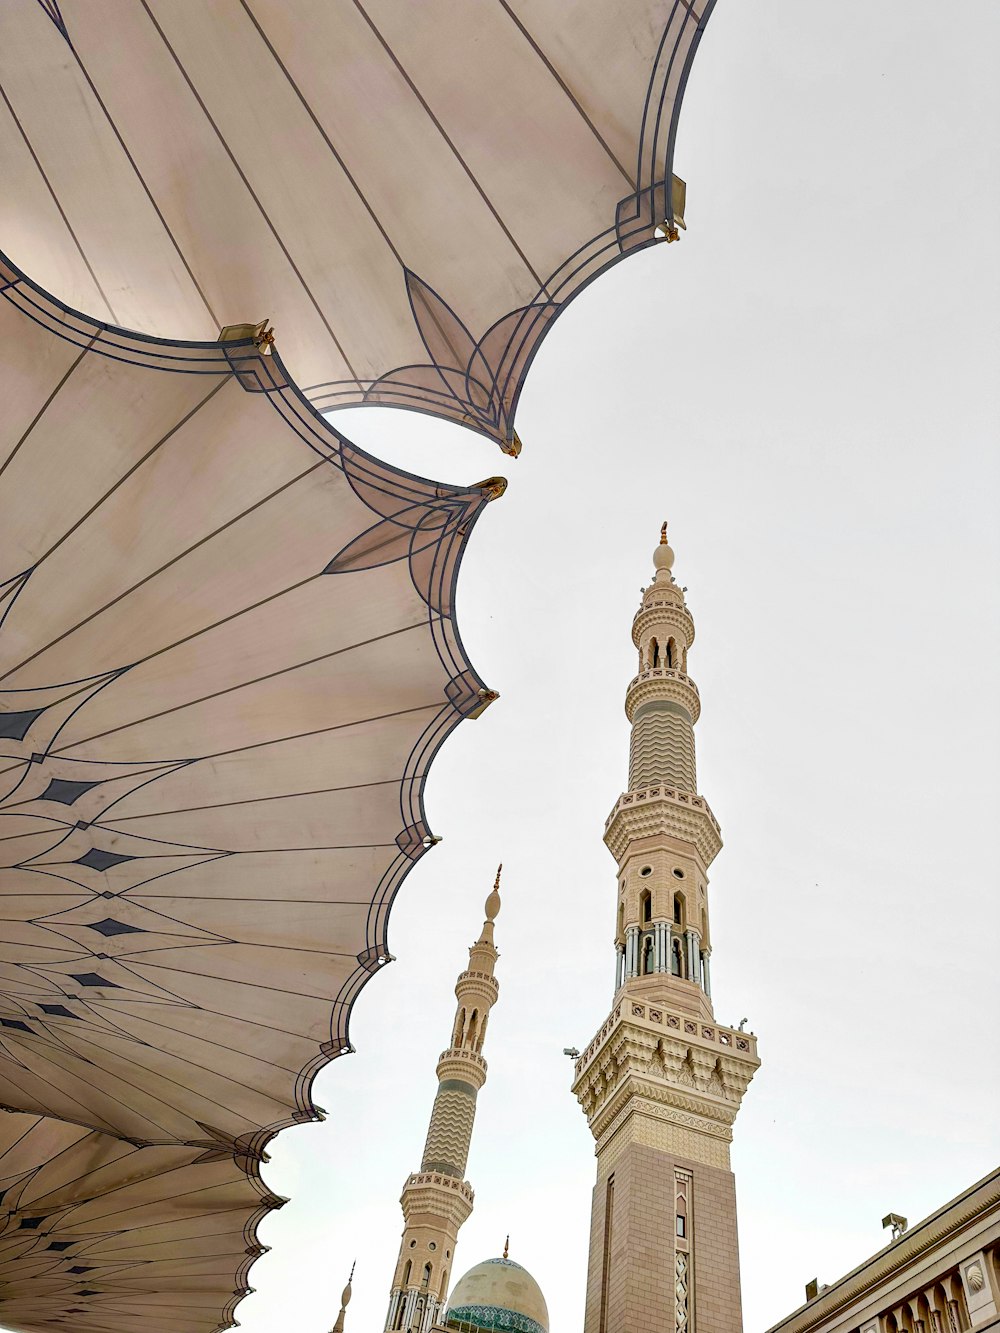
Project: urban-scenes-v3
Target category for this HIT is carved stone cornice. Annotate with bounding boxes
[625,668,701,723]
[604,787,723,866]
[400,1171,474,1231]
[572,1007,760,1143]
[594,1090,736,1158]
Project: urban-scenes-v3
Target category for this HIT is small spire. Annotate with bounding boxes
[652,519,676,580]
[503,1234,510,1260]
[331,1263,354,1333]
[484,864,502,922]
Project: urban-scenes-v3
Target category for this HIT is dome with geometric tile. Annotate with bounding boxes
[443,1255,549,1333]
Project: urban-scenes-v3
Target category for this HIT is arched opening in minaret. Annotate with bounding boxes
[640,932,654,975]
[453,1007,466,1048]
[648,636,660,668]
[618,901,625,941]
[665,637,676,668]
[673,892,685,927]
[466,1008,479,1049]
[640,889,652,925]
[421,1263,432,1289]
[671,937,685,978]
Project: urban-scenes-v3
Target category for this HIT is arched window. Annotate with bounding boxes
[641,933,654,975]
[402,1260,411,1286]
[671,938,684,977]
[640,889,652,924]
[466,1009,479,1049]
[422,1263,432,1289]
[453,1008,465,1048]
[665,638,675,668]
[649,637,659,669]
[618,901,625,941]
[673,894,683,926]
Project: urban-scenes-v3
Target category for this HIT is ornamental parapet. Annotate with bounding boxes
[625,668,700,723]
[454,969,499,1005]
[400,1170,475,1228]
[571,1002,760,1141]
[436,1048,488,1088]
[604,785,722,867]
[574,1004,757,1083]
[632,601,695,649]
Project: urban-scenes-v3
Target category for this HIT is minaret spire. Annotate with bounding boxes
[573,523,760,1333]
[383,871,503,1333]
[331,1264,354,1333]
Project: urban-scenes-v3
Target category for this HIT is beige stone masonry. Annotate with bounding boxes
[384,872,503,1331]
[577,526,759,1333]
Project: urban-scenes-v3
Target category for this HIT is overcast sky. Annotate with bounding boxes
[231,4,1000,1331]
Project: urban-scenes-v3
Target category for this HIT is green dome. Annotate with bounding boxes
[444,1256,549,1333]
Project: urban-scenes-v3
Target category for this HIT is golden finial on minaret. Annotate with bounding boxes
[485,863,502,921]
[653,519,676,581]
[331,1262,354,1333]
[503,1235,510,1260]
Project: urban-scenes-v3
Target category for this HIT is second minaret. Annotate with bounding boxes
[383,869,503,1333]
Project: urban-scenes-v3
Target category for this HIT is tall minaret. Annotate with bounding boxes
[572,525,760,1333]
[383,870,503,1333]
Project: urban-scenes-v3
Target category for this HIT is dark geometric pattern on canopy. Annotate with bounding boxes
[0,1111,273,1333]
[0,0,715,450]
[0,253,500,1330]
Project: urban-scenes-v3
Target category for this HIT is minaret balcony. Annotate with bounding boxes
[400,1170,475,1229]
[454,969,499,1006]
[632,601,695,649]
[436,1047,488,1088]
[625,667,701,723]
[571,1000,760,1154]
[605,784,722,867]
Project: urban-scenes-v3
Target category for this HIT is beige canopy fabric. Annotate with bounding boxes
[0,0,713,450]
[0,1111,273,1333]
[0,252,499,1330]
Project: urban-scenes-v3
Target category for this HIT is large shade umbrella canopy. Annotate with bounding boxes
[0,0,713,449]
[0,1111,274,1333]
[0,253,499,1329]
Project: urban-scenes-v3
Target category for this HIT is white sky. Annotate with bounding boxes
[232,3,1000,1331]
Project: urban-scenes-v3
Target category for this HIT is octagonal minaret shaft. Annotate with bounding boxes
[574,525,760,1333]
[383,869,502,1333]
[607,520,720,1017]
